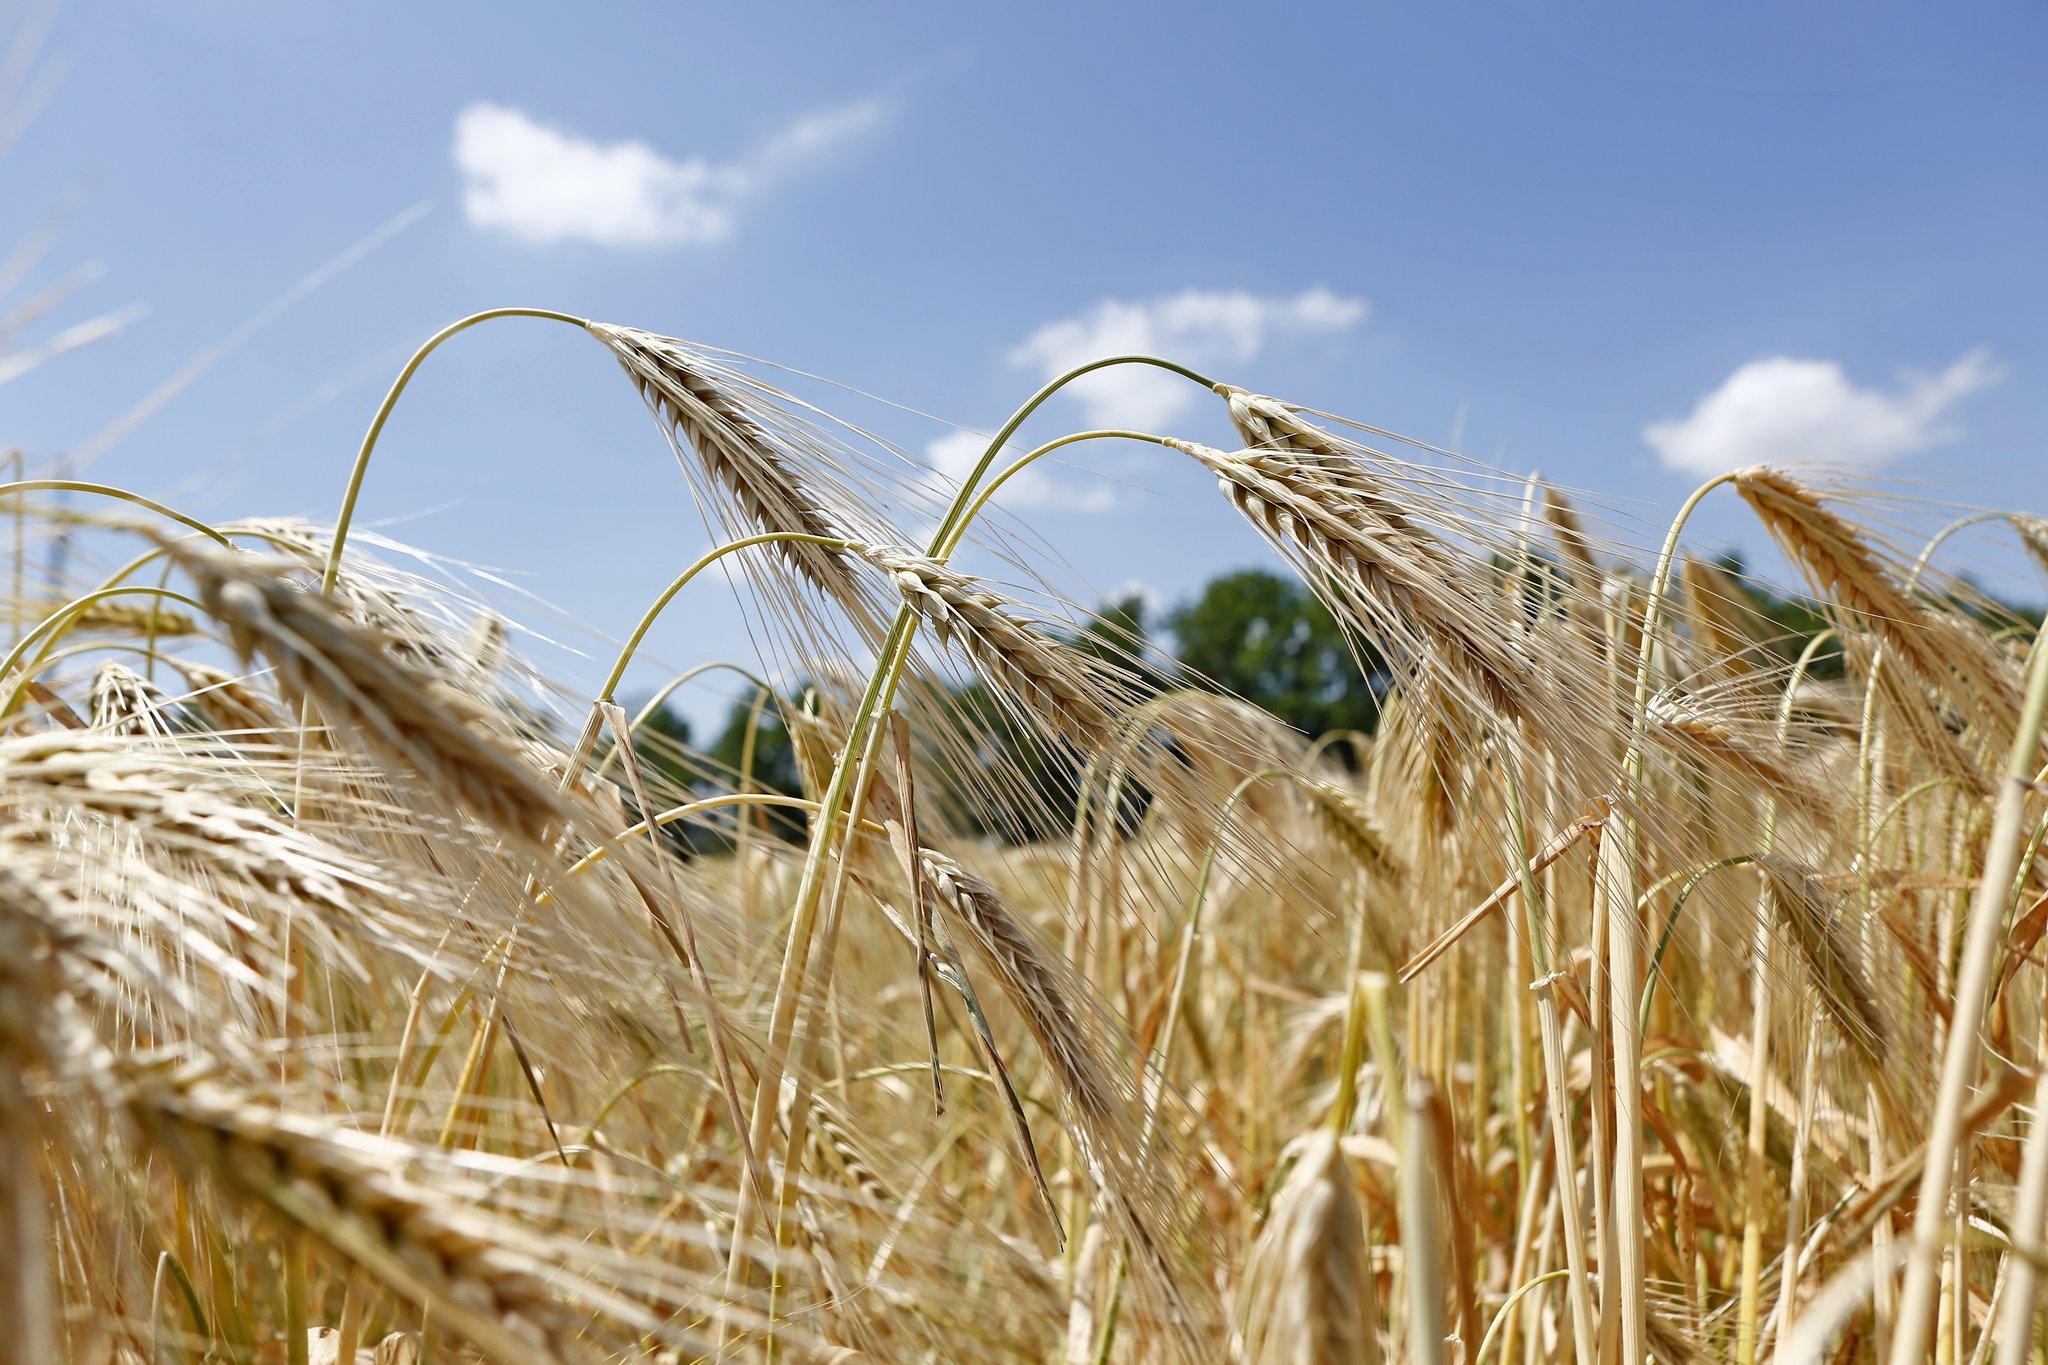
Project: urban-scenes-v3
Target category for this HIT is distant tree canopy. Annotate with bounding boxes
[1164,569,1384,741]
[686,555,2034,847]
[631,702,695,790]
[696,572,1390,845]
[703,689,806,841]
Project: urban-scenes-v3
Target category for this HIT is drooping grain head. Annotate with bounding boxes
[859,545,1127,749]
[1237,1130,1381,1365]
[163,543,569,846]
[1757,854,1888,1069]
[2015,513,2048,576]
[63,598,200,639]
[1167,438,1540,729]
[917,847,1215,1360]
[1731,466,2020,752]
[1646,688,1833,824]
[585,323,865,607]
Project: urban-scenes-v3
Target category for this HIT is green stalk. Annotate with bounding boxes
[719,356,1217,1344]
[1477,1270,1572,1365]
[0,587,207,716]
[0,480,232,548]
[320,307,587,596]
[560,532,857,786]
[1639,855,1764,1039]
[935,428,1171,556]
[590,662,779,780]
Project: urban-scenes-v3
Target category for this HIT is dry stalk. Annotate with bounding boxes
[0,870,59,1365]
[1236,1129,1381,1365]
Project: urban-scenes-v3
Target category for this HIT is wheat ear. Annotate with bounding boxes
[861,546,1122,747]
[168,544,568,845]
[1168,438,1537,727]
[89,661,174,737]
[1733,466,2017,743]
[586,323,864,606]
[1236,1129,1382,1365]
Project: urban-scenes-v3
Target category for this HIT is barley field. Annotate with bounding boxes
[1,302,2045,1365]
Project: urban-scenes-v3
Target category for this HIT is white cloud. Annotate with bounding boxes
[1005,287,1368,429]
[453,98,885,248]
[1644,349,2005,475]
[924,428,1116,513]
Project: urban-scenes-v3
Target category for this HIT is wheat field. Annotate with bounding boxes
[3,311,2046,1364]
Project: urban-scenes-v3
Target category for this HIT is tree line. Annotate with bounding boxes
[631,556,2038,848]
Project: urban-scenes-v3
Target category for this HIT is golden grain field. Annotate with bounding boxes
[3,312,2046,1365]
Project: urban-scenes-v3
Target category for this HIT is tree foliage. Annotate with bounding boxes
[1164,569,1383,743]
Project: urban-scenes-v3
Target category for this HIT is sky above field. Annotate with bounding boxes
[5,2,2046,727]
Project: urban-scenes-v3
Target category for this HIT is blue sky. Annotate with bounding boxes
[5,2,2045,730]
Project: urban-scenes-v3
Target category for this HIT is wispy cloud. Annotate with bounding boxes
[1006,287,1367,429]
[1644,350,2005,475]
[923,428,1117,514]
[453,98,885,248]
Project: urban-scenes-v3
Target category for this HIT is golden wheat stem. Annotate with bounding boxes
[1893,627,2048,1360]
[1716,623,1831,1364]
[1735,869,1779,1365]
[284,1237,310,1365]
[0,586,207,716]
[1993,1001,2048,1360]
[934,428,1170,556]
[1768,1009,1824,1360]
[321,307,587,595]
[1502,759,1596,1365]
[0,912,56,1365]
[1402,1078,1449,1365]
[1604,469,1738,1362]
[723,354,1220,1325]
[0,479,232,546]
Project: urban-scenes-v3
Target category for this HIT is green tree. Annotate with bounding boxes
[705,690,806,841]
[1165,569,1383,743]
[630,702,696,791]
[937,594,1156,845]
